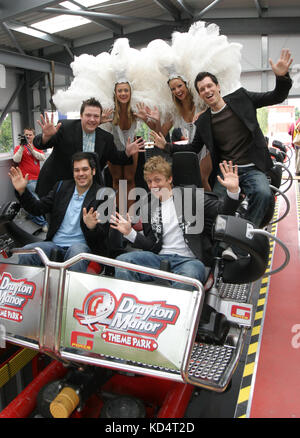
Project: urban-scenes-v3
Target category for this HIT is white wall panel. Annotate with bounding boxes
[229,35,262,73]
[228,34,300,96]
[269,34,300,96]
[0,69,19,111]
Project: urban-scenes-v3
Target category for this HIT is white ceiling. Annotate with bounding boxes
[0,0,299,64]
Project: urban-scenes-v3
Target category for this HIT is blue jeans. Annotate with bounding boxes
[213,166,272,228]
[115,251,205,291]
[26,180,47,227]
[18,241,91,272]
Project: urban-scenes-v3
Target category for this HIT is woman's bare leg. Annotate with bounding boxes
[123,152,138,211]
[107,163,125,212]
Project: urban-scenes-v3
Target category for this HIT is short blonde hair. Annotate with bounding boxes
[143,156,172,180]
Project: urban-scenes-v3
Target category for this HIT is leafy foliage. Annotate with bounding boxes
[257,107,268,135]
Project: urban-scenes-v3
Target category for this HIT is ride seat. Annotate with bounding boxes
[172,151,202,188]
[87,261,103,275]
[272,139,287,153]
[268,146,285,163]
[172,152,213,287]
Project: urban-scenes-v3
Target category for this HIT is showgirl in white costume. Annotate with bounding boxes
[54,39,157,213]
[53,21,242,192]
[103,39,158,213]
[139,21,242,191]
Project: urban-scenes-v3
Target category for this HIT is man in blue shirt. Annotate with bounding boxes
[8,152,108,272]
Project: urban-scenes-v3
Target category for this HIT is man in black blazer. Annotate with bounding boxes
[9,151,109,273]
[152,49,293,229]
[33,97,144,197]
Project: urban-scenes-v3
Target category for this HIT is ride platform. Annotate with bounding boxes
[234,177,300,418]
[185,172,299,419]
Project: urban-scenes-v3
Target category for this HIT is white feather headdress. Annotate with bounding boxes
[52,21,242,119]
[142,21,242,115]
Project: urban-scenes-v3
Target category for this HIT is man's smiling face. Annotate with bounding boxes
[73,158,95,193]
[196,76,222,111]
[144,171,172,201]
[80,105,101,134]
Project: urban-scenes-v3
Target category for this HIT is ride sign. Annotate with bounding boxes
[0,272,36,322]
[0,265,45,347]
[73,289,180,355]
[74,290,179,337]
[61,273,203,371]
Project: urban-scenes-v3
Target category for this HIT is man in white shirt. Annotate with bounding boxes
[110,156,241,290]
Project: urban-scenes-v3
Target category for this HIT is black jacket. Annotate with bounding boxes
[33,119,132,197]
[166,74,292,183]
[132,187,240,266]
[17,179,109,255]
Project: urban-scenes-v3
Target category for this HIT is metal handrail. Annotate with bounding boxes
[12,247,204,290]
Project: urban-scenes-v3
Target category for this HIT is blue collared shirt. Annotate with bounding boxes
[52,187,88,247]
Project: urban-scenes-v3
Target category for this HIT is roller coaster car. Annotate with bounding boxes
[0,152,290,418]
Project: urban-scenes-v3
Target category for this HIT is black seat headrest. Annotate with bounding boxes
[268,146,285,163]
[0,202,20,225]
[266,165,282,189]
[213,215,270,284]
[272,139,287,153]
[172,152,202,188]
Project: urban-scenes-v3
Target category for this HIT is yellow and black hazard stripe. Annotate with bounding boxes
[234,203,279,418]
[0,348,38,388]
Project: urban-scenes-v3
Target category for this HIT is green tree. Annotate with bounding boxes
[0,114,13,153]
[135,121,150,140]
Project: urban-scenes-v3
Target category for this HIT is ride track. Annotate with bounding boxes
[234,157,300,418]
[247,177,300,418]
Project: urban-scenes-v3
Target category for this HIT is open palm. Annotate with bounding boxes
[110,212,132,235]
[8,166,28,194]
[269,48,293,76]
[217,161,239,193]
[37,112,61,141]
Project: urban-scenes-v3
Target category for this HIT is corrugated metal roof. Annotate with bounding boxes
[0,0,299,56]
